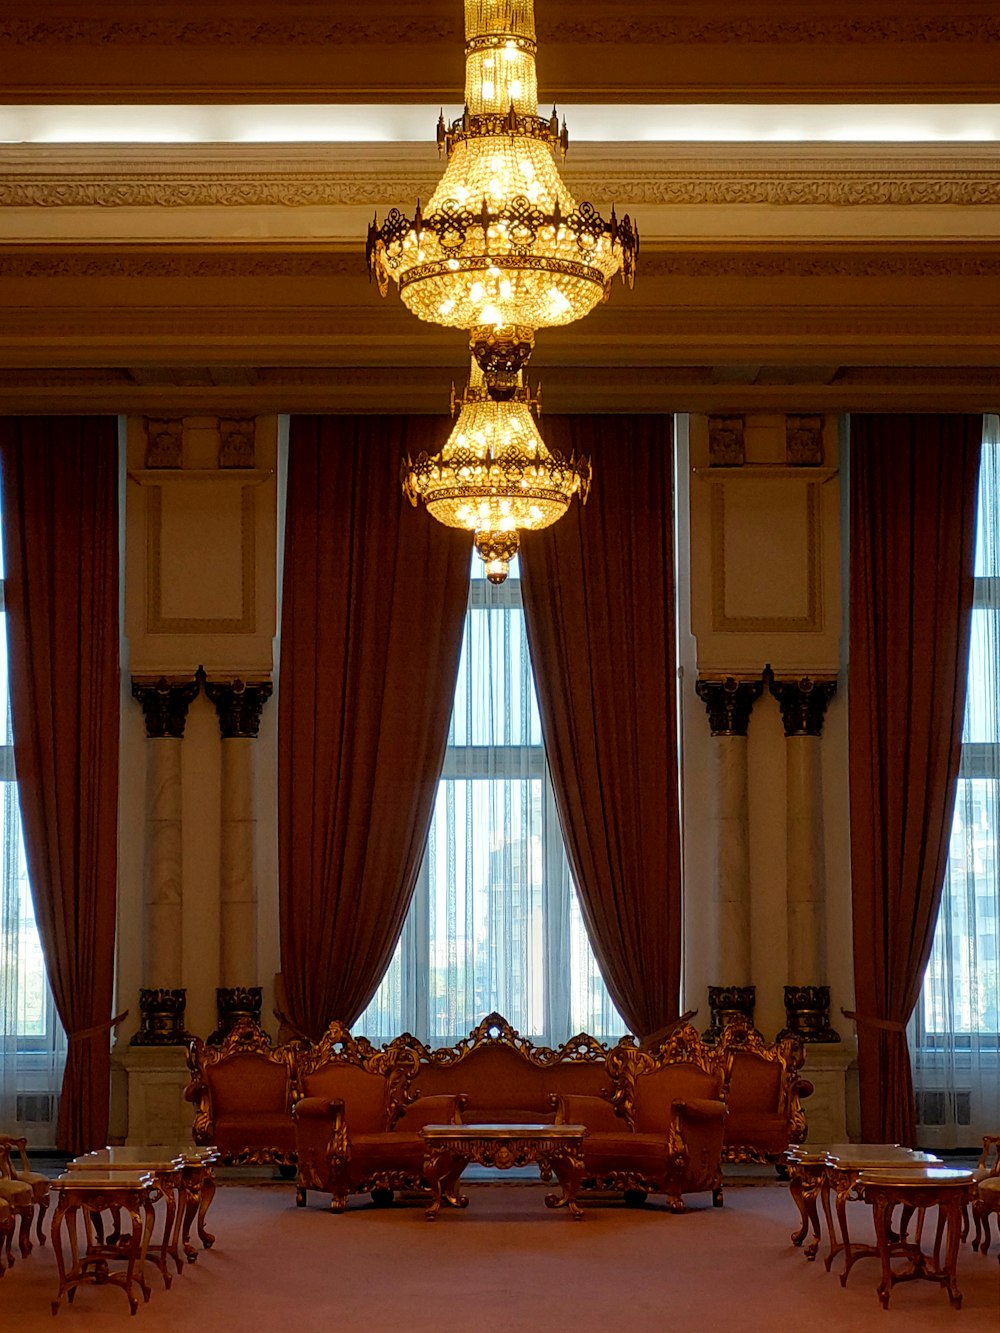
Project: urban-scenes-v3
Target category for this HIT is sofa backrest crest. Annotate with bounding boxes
[387,1012,610,1123]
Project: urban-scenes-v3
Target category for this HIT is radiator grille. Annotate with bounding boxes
[16,1092,55,1124]
[915,1089,971,1127]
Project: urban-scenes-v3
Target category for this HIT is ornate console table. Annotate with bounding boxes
[49,1171,158,1316]
[419,1123,589,1221]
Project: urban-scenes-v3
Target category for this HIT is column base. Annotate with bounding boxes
[779,984,841,1043]
[703,985,758,1045]
[207,986,263,1046]
[130,987,189,1046]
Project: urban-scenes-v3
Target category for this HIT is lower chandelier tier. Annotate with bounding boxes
[402,363,590,584]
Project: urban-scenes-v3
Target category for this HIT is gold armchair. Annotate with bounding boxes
[184,1018,297,1165]
[556,1025,727,1213]
[293,1022,463,1213]
[713,1021,812,1165]
[0,1196,12,1275]
[0,1140,36,1259]
[0,1135,49,1247]
[971,1134,1000,1256]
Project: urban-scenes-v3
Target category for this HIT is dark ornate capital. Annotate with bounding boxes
[208,986,264,1046]
[765,668,837,737]
[204,677,273,739]
[131,675,200,739]
[779,985,841,1044]
[695,676,763,737]
[703,985,758,1046]
[131,987,188,1046]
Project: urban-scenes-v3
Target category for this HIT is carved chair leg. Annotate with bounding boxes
[712,1187,725,1208]
[295,1188,307,1208]
[666,1194,687,1215]
[35,1200,48,1245]
[329,1194,348,1214]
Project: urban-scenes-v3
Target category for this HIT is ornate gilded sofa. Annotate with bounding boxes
[185,1018,298,1165]
[293,1024,464,1212]
[385,1012,611,1122]
[712,1021,812,1165]
[554,1024,727,1212]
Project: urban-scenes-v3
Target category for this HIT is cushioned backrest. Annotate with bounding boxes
[206,1054,290,1115]
[416,1045,548,1114]
[542,1062,608,1101]
[633,1062,722,1134]
[728,1051,783,1112]
[301,1063,388,1131]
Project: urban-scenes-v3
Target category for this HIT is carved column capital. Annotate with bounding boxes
[765,668,838,737]
[131,675,200,739]
[204,677,274,739]
[695,676,763,737]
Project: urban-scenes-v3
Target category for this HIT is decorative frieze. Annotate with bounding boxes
[131,675,200,739]
[144,418,183,469]
[695,676,763,737]
[219,418,255,469]
[204,677,273,739]
[707,415,745,467]
[766,670,838,737]
[786,415,824,467]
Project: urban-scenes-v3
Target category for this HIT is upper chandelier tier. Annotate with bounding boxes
[366,0,638,377]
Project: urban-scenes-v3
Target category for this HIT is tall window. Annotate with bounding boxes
[360,558,624,1047]
[913,418,1000,1144]
[0,504,65,1138]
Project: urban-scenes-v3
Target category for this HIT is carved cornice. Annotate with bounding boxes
[6,169,1000,212]
[204,677,273,739]
[0,13,997,46]
[695,676,764,737]
[766,669,838,737]
[131,675,200,738]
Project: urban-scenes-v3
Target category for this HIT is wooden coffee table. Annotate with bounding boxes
[49,1171,158,1316]
[419,1123,589,1221]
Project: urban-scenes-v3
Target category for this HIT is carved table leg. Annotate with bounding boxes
[543,1148,585,1221]
[196,1167,217,1249]
[422,1150,465,1221]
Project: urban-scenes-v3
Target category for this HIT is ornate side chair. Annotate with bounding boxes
[0,1141,35,1259]
[185,1018,297,1165]
[971,1134,1000,1255]
[293,1022,463,1213]
[0,1196,13,1274]
[556,1024,727,1213]
[0,1135,50,1246]
[713,1021,812,1167]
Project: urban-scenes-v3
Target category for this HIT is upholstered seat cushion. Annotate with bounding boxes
[349,1133,426,1168]
[214,1112,296,1155]
[394,1095,462,1131]
[724,1111,790,1154]
[556,1093,621,1133]
[581,1132,673,1174]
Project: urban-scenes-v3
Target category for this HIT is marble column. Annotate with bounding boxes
[695,675,763,1040]
[767,671,840,1042]
[130,675,200,1044]
[204,677,273,1041]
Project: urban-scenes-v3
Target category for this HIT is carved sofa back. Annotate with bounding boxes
[386,1012,610,1124]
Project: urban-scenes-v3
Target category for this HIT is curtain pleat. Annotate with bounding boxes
[519,415,681,1040]
[278,416,470,1039]
[849,413,981,1144]
[0,418,120,1154]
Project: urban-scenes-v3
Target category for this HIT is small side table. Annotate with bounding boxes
[49,1172,158,1316]
[856,1167,975,1310]
[419,1123,589,1221]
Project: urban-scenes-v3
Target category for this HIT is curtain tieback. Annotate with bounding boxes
[68,1010,129,1042]
[841,1009,906,1034]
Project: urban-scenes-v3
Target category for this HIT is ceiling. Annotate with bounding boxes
[1,1,999,413]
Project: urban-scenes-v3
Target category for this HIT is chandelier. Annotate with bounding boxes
[368,0,637,578]
[403,362,590,584]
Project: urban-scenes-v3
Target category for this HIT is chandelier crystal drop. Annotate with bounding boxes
[402,362,591,584]
[367,0,638,393]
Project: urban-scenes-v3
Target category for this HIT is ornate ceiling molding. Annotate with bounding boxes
[4,145,1000,211]
[1,11,997,46]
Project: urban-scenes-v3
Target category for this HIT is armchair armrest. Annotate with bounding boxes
[795,1078,815,1101]
[293,1096,346,1123]
[672,1097,726,1125]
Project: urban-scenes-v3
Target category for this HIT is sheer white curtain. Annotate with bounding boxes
[360,558,624,1047]
[912,417,1000,1146]
[0,519,65,1140]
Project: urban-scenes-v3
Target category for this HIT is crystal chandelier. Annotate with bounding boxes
[368,0,637,579]
[403,363,590,584]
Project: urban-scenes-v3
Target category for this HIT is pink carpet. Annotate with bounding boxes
[2,1181,999,1330]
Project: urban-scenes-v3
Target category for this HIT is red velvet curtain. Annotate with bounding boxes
[519,415,681,1039]
[849,414,981,1144]
[0,418,120,1153]
[278,416,470,1040]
